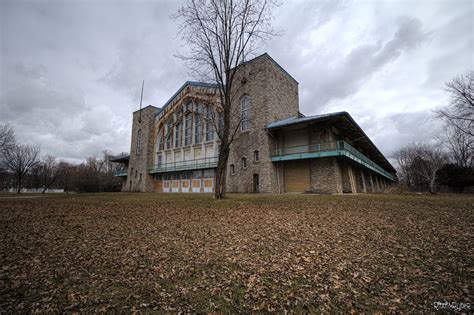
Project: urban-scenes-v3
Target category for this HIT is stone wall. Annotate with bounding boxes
[309,157,343,194]
[127,106,157,192]
[226,54,299,193]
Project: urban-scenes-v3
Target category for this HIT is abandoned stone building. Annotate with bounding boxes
[112,53,397,194]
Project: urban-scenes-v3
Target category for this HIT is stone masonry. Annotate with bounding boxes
[226,54,299,193]
[126,105,157,192]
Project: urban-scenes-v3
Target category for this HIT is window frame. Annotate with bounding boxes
[240,95,251,131]
[136,129,142,154]
[254,150,259,162]
[241,157,247,169]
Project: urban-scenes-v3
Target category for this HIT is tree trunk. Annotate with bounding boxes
[16,175,21,194]
[429,176,437,194]
[215,145,229,199]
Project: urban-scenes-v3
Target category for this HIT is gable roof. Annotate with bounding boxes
[266,111,397,174]
[156,81,219,118]
[236,52,298,84]
[132,104,160,114]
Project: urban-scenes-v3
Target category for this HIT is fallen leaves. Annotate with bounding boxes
[0,193,472,312]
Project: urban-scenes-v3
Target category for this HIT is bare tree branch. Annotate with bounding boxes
[173,0,279,198]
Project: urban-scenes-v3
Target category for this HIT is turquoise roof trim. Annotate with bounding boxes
[266,111,347,129]
[156,81,219,117]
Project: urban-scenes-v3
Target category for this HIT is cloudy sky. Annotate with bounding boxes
[1,0,473,164]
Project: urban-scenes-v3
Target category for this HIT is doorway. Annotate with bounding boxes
[253,173,259,193]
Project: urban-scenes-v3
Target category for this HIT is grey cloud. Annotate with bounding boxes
[299,16,429,112]
[360,110,444,159]
[1,0,471,163]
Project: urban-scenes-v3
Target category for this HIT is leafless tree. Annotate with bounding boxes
[394,143,448,193]
[435,71,474,137]
[174,0,278,198]
[2,144,40,193]
[39,155,60,193]
[57,161,75,194]
[438,125,473,168]
[0,122,15,153]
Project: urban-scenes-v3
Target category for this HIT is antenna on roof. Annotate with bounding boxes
[139,80,144,123]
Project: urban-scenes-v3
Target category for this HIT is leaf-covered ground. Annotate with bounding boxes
[0,193,472,312]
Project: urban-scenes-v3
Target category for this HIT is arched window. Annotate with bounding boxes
[241,95,251,131]
[175,121,182,147]
[195,103,203,144]
[241,157,247,169]
[136,129,142,154]
[230,164,235,175]
[254,150,259,162]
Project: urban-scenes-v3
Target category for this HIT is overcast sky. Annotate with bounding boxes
[1,0,473,164]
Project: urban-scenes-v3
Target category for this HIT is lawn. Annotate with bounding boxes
[0,193,472,312]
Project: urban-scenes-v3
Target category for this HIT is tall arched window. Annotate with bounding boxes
[136,129,142,154]
[241,95,251,131]
[241,157,247,169]
[254,150,259,162]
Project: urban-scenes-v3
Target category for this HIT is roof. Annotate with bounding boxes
[155,81,219,117]
[266,112,397,174]
[133,104,160,114]
[266,112,346,129]
[235,53,298,84]
[110,155,130,163]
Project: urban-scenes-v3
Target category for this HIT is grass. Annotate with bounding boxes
[0,193,472,312]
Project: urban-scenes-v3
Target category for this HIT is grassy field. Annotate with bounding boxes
[0,193,472,312]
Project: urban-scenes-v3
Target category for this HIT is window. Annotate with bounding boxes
[139,173,142,181]
[175,121,182,147]
[137,129,142,154]
[230,164,235,175]
[185,112,192,145]
[135,170,138,178]
[193,170,203,179]
[254,150,259,162]
[241,157,247,169]
[204,169,215,178]
[157,154,162,167]
[241,95,251,131]
[166,120,172,149]
[206,106,214,141]
[157,130,164,151]
[194,104,203,143]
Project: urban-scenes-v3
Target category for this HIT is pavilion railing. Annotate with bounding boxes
[149,156,218,174]
[271,140,396,181]
[113,168,128,177]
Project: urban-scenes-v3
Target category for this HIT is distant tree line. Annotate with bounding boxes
[0,123,123,193]
[395,71,473,193]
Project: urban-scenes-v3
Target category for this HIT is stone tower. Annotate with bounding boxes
[226,54,299,193]
[127,105,158,192]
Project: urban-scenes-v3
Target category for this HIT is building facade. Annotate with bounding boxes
[113,53,397,194]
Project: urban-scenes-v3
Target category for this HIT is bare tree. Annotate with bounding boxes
[439,125,473,168]
[394,143,448,193]
[39,155,60,193]
[435,71,474,137]
[57,161,75,194]
[174,0,278,198]
[0,122,15,153]
[2,144,40,193]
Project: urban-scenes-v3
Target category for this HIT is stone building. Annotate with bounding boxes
[112,53,396,193]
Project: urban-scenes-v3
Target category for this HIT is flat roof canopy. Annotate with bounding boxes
[266,112,397,175]
[110,155,130,163]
